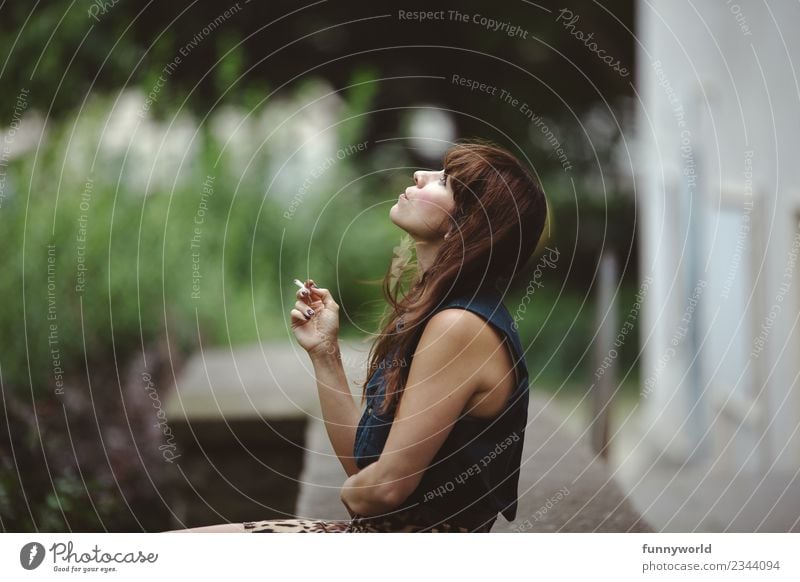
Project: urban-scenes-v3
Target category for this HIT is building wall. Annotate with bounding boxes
[635,0,800,474]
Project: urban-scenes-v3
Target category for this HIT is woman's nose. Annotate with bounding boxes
[413,171,424,186]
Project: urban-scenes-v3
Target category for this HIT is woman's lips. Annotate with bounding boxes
[399,192,408,200]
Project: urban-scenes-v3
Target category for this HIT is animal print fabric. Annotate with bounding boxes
[242,510,495,533]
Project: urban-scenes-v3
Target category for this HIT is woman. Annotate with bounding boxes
[174,140,547,533]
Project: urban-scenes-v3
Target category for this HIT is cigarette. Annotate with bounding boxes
[293,278,309,293]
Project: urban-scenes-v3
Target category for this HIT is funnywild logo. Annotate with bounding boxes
[20,542,46,570]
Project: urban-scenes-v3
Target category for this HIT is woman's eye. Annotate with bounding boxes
[439,175,447,186]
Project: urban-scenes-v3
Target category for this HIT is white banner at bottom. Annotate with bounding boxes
[0,533,797,581]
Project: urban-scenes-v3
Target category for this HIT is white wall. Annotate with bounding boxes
[635,0,800,475]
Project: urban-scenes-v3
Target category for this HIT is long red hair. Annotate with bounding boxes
[365,140,548,415]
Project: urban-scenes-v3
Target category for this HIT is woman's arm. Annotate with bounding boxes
[340,309,490,516]
[308,343,361,477]
[290,281,361,477]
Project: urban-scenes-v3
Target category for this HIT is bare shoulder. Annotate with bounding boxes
[424,307,498,346]
[408,308,496,402]
[422,308,516,419]
[417,308,503,366]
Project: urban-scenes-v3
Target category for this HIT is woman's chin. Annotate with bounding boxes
[388,209,409,232]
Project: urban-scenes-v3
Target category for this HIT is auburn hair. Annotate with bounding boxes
[364,139,548,415]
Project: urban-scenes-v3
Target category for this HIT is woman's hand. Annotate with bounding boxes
[290,279,340,356]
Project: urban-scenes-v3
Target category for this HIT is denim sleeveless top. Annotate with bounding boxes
[353,288,530,525]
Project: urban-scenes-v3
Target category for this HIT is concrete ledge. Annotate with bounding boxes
[164,339,370,527]
[165,339,371,422]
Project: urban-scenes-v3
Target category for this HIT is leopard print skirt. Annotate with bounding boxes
[243,508,496,533]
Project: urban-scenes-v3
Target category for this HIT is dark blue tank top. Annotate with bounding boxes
[353,287,530,525]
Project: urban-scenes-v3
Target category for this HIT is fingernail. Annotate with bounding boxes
[306,308,314,316]
[303,312,311,320]
[309,280,317,288]
[301,289,308,296]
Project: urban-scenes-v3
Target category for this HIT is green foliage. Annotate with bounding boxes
[0,0,634,171]
[214,32,245,96]
[510,279,642,393]
[0,78,385,531]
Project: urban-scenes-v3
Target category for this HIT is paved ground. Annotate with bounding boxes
[609,402,800,532]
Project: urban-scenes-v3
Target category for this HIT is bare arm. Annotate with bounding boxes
[308,343,361,477]
[290,280,361,477]
[340,309,490,516]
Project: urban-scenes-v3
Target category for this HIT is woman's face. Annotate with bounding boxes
[390,169,456,241]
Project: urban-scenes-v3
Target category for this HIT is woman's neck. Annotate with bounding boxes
[414,239,444,275]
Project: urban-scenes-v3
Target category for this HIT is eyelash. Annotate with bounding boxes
[439,174,447,186]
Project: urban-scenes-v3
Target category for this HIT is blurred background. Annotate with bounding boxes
[1,0,797,533]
